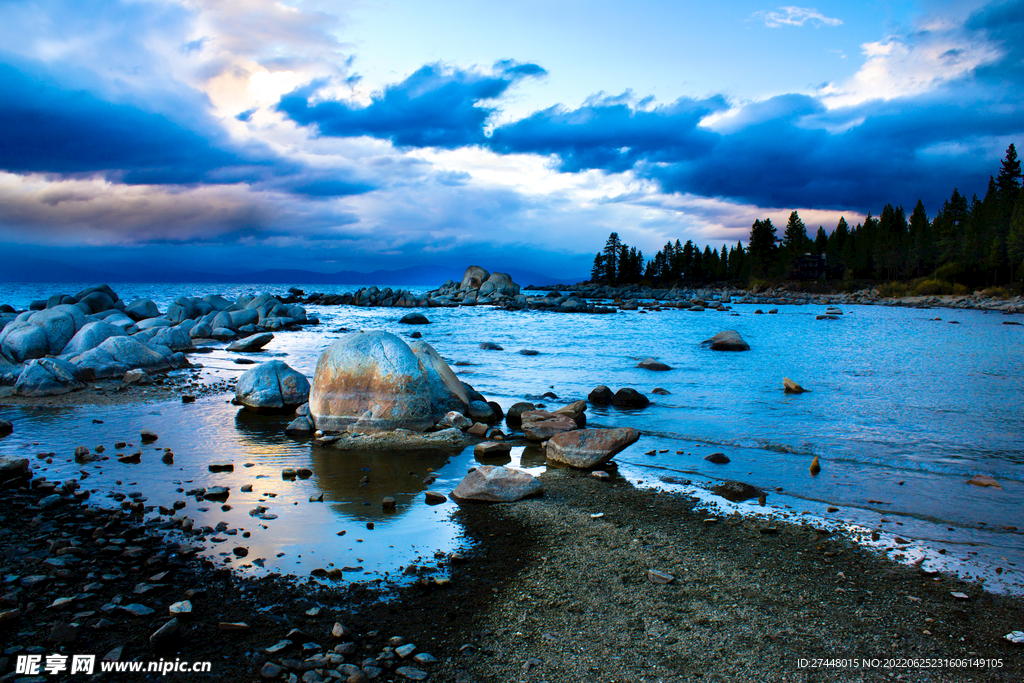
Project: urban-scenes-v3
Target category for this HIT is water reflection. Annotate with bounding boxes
[309,445,453,519]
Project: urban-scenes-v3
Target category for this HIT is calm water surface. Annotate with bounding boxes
[1,282,1022,592]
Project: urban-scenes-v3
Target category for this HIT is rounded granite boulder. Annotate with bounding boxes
[310,331,434,433]
[235,360,311,413]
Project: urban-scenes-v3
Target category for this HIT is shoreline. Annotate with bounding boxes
[2,462,1022,682]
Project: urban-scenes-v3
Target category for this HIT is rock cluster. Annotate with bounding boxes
[0,285,316,396]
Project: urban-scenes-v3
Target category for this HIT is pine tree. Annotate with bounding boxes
[1008,193,1024,288]
[602,233,622,282]
[748,218,777,278]
[782,211,808,254]
[814,226,828,255]
[997,143,1022,207]
[590,253,605,283]
[826,217,849,277]
[907,200,931,278]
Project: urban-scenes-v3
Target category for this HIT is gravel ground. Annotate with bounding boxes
[2,446,1022,683]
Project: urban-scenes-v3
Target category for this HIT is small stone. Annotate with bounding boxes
[140,429,159,442]
[966,474,1002,489]
[591,470,611,481]
[1004,631,1024,645]
[395,643,417,658]
[412,652,437,665]
[218,622,250,631]
[382,497,397,510]
[827,506,839,513]
[262,662,284,678]
[648,569,675,584]
[704,452,730,464]
[209,463,234,473]
[233,547,248,557]
[309,493,324,502]
[121,603,155,617]
[424,491,447,504]
[950,592,970,601]
[395,667,428,681]
[169,600,192,617]
[331,622,352,639]
[150,617,180,646]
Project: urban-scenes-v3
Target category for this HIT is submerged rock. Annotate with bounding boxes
[637,358,671,371]
[545,427,640,468]
[701,330,750,351]
[451,465,542,503]
[712,480,763,502]
[783,377,808,394]
[587,385,614,405]
[966,474,1003,489]
[611,388,649,408]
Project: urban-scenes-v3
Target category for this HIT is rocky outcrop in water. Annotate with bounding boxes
[0,284,317,396]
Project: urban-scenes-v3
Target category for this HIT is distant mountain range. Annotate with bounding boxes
[0,254,587,287]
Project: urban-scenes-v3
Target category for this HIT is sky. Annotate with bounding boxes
[0,0,1022,277]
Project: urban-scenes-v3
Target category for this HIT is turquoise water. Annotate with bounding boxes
[1,282,1022,591]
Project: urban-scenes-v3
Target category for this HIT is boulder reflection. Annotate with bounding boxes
[308,445,452,519]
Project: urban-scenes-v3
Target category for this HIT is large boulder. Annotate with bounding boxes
[14,358,85,396]
[70,337,174,380]
[26,305,85,355]
[125,299,161,321]
[235,360,310,413]
[479,273,520,298]
[311,331,434,433]
[149,327,194,353]
[0,322,49,363]
[60,321,128,357]
[451,465,542,503]
[701,330,750,351]
[459,266,491,290]
[545,427,641,468]
[409,340,469,421]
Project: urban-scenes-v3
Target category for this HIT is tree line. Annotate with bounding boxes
[591,144,1024,289]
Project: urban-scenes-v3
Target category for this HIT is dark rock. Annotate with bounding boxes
[611,388,649,408]
[505,402,536,428]
[399,313,430,325]
[704,452,730,464]
[637,358,671,371]
[701,329,750,351]
[587,385,613,405]
[479,341,503,350]
[712,480,763,502]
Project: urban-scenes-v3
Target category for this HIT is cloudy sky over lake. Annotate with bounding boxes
[1,0,1021,276]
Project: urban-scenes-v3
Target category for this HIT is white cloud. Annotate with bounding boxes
[821,24,1002,109]
[753,6,842,28]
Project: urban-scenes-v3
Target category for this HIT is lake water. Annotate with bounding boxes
[1,282,1023,592]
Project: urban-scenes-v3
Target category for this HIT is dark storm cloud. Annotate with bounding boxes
[278,60,547,148]
[488,93,727,174]
[0,59,273,185]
